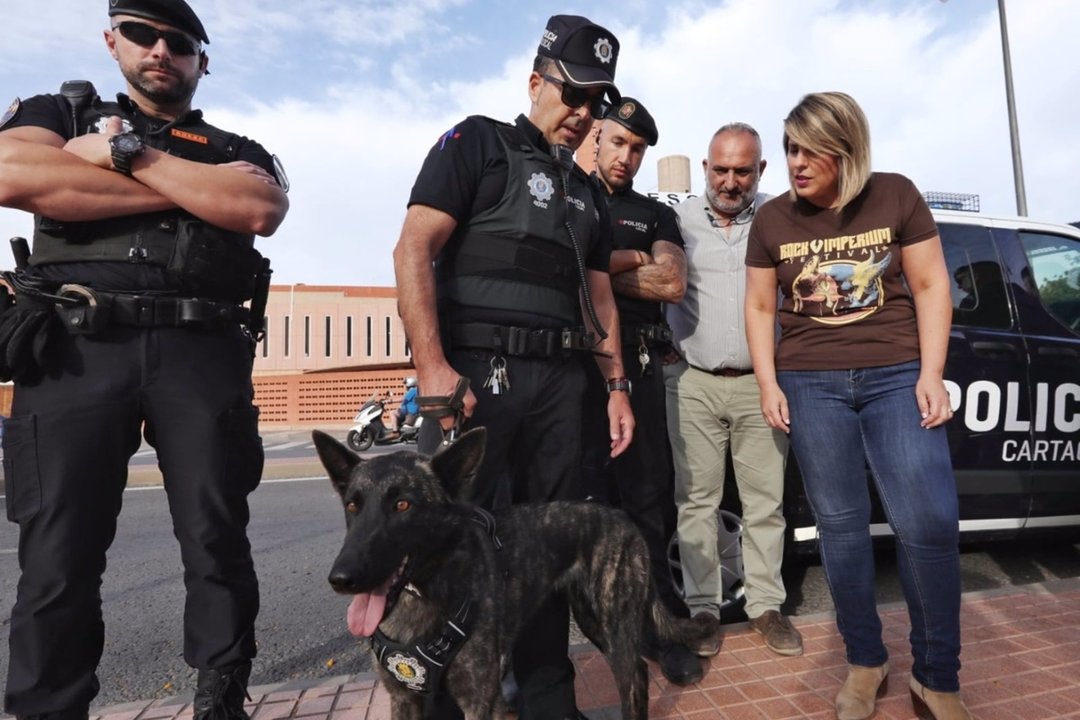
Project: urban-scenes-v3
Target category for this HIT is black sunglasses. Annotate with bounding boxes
[113,21,200,57]
[541,74,609,120]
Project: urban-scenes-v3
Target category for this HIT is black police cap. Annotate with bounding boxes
[108,0,209,44]
[538,15,619,98]
[604,97,658,146]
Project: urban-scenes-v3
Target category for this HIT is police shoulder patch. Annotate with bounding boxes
[0,98,21,130]
[438,125,462,151]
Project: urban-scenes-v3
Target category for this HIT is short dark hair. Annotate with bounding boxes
[533,55,556,75]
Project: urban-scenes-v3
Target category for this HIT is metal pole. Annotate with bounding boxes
[997,0,1027,216]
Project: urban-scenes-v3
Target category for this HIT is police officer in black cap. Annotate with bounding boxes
[0,1,289,718]
[394,14,633,720]
[579,98,704,685]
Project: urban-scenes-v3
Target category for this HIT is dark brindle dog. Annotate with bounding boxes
[313,428,718,720]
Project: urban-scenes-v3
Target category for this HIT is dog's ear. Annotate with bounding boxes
[312,430,361,497]
[429,427,486,502]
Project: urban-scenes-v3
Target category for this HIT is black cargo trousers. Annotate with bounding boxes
[418,347,587,720]
[581,342,687,619]
[3,324,263,717]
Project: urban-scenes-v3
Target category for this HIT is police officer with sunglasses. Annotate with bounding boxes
[0,1,289,718]
[394,14,633,720]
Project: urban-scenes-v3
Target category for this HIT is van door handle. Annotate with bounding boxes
[970,341,1019,360]
[1037,346,1079,359]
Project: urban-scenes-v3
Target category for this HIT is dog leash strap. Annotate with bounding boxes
[418,376,470,446]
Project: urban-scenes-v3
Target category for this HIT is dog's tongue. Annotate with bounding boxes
[346,577,395,637]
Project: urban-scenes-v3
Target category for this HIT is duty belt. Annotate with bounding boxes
[622,322,672,347]
[55,285,249,334]
[449,323,594,358]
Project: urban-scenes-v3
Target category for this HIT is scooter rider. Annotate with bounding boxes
[391,376,420,432]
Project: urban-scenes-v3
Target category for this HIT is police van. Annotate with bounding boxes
[664,207,1080,609]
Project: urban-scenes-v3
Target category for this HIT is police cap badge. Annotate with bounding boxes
[603,97,659,146]
[537,15,620,103]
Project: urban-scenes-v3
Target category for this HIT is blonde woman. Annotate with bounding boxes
[745,92,968,720]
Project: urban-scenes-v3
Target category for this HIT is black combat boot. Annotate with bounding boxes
[192,662,252,720]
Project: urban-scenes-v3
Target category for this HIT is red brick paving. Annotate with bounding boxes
[4,580,1077,720]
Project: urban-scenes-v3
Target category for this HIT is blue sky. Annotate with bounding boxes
[1,0,1077,286]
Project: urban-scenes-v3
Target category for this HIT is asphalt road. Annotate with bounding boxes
[1,437,1079,710]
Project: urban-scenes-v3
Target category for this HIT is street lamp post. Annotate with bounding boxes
[996,0,1027,216]
[939,0,1027,216]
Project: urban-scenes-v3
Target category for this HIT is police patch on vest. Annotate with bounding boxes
[0,98,20,129]
[528,172,555,208]
[385,651,428,692]
[171,128,208,144]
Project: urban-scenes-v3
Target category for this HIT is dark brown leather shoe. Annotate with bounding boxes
[749,610,803,656]
[658,642,705,686]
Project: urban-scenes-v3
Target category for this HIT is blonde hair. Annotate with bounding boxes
[782,92,871,211]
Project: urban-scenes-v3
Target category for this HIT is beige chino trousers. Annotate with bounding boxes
[663,360,790,620]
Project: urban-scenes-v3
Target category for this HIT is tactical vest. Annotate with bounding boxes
[30,84,263,302]
[434,120,599,327]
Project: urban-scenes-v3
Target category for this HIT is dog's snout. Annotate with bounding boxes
[328,569,355,592]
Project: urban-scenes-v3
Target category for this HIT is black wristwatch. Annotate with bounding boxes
[109,132,145,176]
[605,377,632,396]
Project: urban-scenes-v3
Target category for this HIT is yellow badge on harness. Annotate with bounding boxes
[386,652,427,691]
[0,98,20,130]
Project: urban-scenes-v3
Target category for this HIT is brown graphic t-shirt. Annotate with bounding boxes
[746,172,938,370]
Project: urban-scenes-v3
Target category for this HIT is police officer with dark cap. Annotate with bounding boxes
[393,14,633,720]
[0,1,288,717]
[579,98,706,685]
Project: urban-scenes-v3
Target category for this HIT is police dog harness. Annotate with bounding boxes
[371,507,501,694]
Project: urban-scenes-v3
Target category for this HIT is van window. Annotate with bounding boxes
[938,222,1011,329]
[1018,231,1080,335]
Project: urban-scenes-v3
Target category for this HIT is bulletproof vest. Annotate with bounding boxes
[434,120,599,327]
[29,85,262,301]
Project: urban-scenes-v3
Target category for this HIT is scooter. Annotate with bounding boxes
[346,394,423,452]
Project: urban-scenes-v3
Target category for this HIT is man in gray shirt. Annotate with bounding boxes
[664,123,801,656]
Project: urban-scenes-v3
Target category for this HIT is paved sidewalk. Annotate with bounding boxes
[8,578,1076,720]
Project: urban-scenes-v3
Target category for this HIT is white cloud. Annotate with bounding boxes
[1,0,1078,286]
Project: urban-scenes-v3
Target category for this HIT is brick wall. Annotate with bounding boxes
[0,370,413,427]
[253,368,413,425]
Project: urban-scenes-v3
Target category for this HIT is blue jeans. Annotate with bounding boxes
[778,360,961,692]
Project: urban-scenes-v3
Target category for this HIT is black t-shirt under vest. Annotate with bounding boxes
[604,185,684,326]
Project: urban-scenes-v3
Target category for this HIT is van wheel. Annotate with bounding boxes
[667,509,746,612]
[347,429,373,452]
